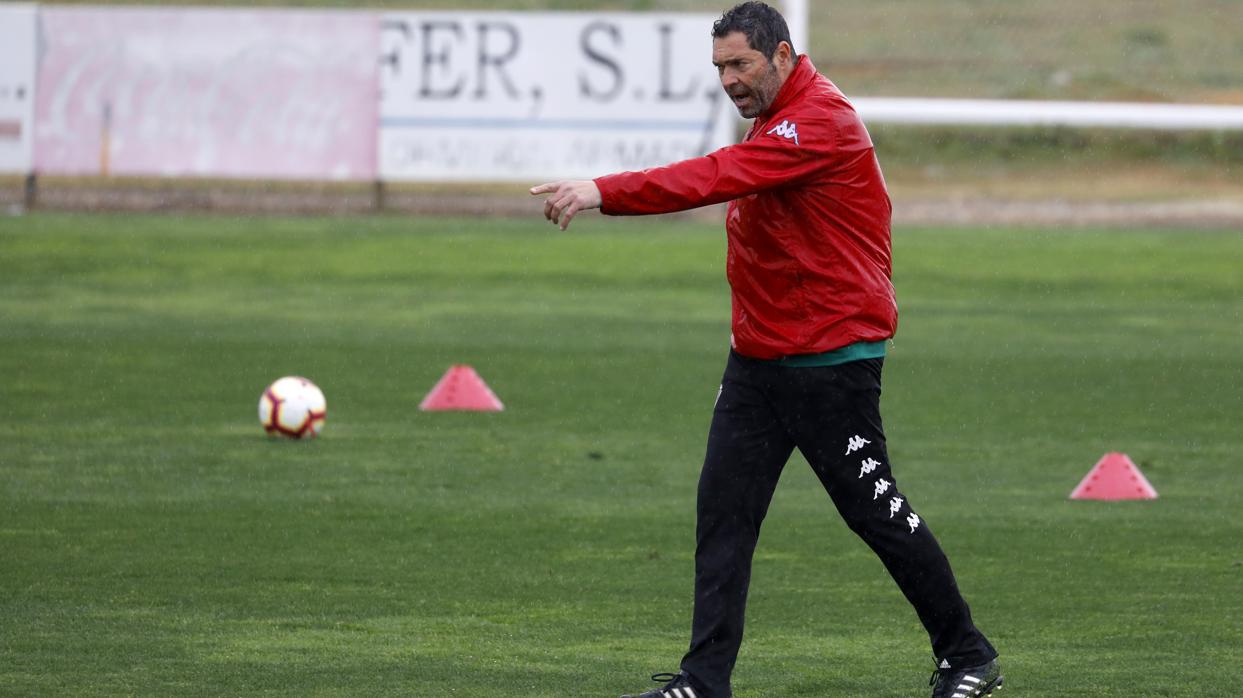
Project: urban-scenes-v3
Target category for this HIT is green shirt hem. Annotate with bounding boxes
[769,340,889,367]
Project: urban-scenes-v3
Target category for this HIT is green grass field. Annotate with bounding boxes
[2,212,1242,696]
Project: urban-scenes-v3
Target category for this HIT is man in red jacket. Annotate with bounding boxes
[531,4,1001,698]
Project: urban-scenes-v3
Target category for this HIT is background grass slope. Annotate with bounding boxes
[42,0,1243,104]
[23,1,1242,208]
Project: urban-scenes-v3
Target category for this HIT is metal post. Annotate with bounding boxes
[782,0,809,57]
[23,171,37,210]
[373,179,386,213]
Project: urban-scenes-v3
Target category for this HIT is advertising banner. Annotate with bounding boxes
[379,12,736,181]
[35,7,379,180]
[0,4,37,174]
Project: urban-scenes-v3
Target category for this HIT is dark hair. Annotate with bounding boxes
[711,2,795,60]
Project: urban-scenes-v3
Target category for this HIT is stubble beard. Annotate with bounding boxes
[734,62,782,119]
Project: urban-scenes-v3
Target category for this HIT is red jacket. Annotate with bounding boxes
[594,56,896,360]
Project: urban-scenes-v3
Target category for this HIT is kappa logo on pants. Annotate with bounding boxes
[872,478,892,500]
[845,434,870,455]
[888,496,904,518]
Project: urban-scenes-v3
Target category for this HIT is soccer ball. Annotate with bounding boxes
[258,376,326,439]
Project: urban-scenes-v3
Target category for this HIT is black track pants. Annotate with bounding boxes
[679,352,996,697]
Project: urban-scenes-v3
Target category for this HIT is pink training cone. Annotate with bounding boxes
[1069,452,1158,500]
[419,365,504,412]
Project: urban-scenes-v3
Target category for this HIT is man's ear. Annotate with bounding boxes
[774,41,795,73]
[770,40,790,73]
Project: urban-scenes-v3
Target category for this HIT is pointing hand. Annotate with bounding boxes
[529,180,602,231]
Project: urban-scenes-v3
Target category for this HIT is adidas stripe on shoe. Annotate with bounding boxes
[929,657,1003,698]
[621,672,704,698]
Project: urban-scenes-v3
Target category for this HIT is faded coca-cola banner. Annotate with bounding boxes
[34,6,379,180]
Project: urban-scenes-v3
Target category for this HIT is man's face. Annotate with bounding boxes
[712,31,784,119]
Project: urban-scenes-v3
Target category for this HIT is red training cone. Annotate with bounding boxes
[1069,452,1158,500]
[419,365,504,412]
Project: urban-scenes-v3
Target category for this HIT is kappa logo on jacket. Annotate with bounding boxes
[765,119,800,145]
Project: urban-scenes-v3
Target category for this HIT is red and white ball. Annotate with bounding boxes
[258,376,326,439]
